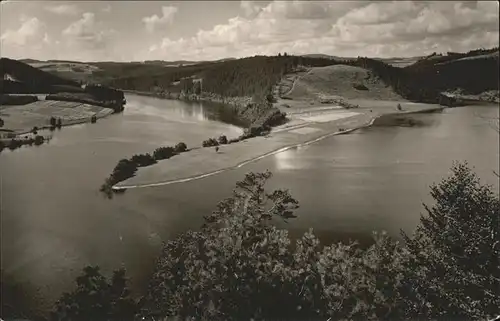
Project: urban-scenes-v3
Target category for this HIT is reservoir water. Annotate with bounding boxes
[1,94,498,316]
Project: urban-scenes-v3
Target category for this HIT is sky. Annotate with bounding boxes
[1,0,499,62]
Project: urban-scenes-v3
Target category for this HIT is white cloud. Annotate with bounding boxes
[45,4,80,16]
[240,1,261,17]
[145,0,499,61]
[142,6,178,33]
[62,12,116,52]
[43,32,51,45]
[0,16,59,60]
[1,17,45,46]
[102,5,112,13]
[1,1,498,62]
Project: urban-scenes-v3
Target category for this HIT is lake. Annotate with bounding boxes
[1,94,498,316]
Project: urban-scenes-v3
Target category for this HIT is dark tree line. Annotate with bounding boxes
[102,55,337,100]
[101,48,498,106]
[99,142,188,198]
[0,135,46,153]
[46,163,499,321]
[347,51,499,103]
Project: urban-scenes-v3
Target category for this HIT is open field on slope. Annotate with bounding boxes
[377,56,424,67]
[0,100,113,134]
[280,65,403,103]
[27,62,102,82]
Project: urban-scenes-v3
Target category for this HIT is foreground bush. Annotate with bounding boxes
[51,266,138,321]
[144,162,499,321]
[72,162,498,320]
[398,162,500,320]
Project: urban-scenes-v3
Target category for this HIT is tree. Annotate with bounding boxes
[143,171,308,321]
[34,135,44,146]
[50,117,57,127]
[153,146,176,160]
[174,142,187,153]
[51,266,138,321]
[399,162,500,320]
[72,163,500,320]
[193,81,202,95]
[266,93,276,104]
[217,135,228,145]
[130,153,156,167]
[202,137,219,147]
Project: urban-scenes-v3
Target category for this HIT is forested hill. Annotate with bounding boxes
[101,48,498,104]
[0,57,79,88]
[349,47,499,103]
[103,55,337,99]
[36,46,497,104]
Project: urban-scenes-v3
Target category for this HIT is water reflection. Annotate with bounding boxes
[273,147,301,171]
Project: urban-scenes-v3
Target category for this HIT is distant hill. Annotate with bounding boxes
[410,47,499,69]
[1,57,81,93]
[302,54,428,68]
[18,58,44,64]
[348,47,499,103]
[0,58,126,110]
[19,46,498,104]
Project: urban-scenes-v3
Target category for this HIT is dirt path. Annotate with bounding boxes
[280,69,313,98]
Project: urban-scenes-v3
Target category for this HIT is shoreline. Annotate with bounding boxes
[1,102,115,137]
[123,90,287,128]
[112,125,364,190]
[113,105,444,190]
[123,89,252,108]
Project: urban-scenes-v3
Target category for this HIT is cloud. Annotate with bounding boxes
[0,16,57,59]
[142,6,178,33]
[102,5,112,13]
[62,12,116,51]
[1,17,45,46]
[240,1,261,17]
[45,4,80,16]
[145,0,499,61]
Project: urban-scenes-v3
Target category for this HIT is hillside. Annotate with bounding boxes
[1,57,80,91]
[1,58,126,111]
[282,65,402,102]
[346,48,499,104]
[302,54,423,68]
[102,56,339,99]
[19,46,499,107]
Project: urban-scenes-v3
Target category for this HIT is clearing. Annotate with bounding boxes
[278,65,403,107]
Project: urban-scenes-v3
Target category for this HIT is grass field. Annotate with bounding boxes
[0,100,113,134]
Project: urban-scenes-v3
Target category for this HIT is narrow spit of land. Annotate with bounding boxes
[114,100,443,189]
